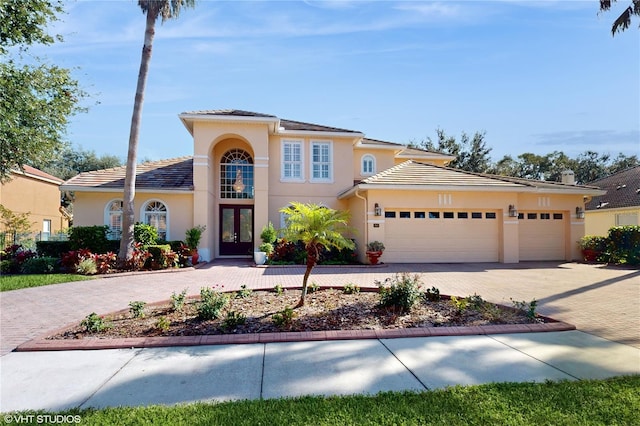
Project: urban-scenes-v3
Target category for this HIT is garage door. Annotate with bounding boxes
[383,210,500,263]
[518,212,565,261]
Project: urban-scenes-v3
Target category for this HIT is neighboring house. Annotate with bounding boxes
[584,166,640,236]
[0,165,69,240]
[62,109,604,263]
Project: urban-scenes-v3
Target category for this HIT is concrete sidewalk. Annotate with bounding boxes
[1,331,639,412]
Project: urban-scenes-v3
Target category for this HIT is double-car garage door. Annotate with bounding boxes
[382,209,567,263]
[383,209,500,263]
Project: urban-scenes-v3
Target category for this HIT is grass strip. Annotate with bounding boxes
[0,274,93,292]
[3,376,638,425]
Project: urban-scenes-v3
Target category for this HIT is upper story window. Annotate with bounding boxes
[310,141,332,182]
[361,154,376,176]
[105,199,123,240]
[142,200,168,240]
[221,148,254,198]
[281,139,303,181]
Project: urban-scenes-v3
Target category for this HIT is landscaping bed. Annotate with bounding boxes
[49,286,545,341]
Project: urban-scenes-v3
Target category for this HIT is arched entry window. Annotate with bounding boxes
[105,199,123,240]
[142,200,168,239]
[220,148,254,199]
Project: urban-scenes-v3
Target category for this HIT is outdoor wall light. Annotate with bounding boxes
[508,204,518,217]
[374,203,382,216]
[576,206,585,219]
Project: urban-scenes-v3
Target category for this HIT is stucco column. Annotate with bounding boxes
[193,154,212,261]
[253,156,269,250]
[569,212,585,261]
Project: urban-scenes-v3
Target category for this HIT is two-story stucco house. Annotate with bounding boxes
[62,109,604,263]
[1,166,70,241]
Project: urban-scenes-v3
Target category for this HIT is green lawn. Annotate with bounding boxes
[4,376,638,425]
[0,274,93,292]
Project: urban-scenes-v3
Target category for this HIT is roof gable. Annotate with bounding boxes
[62,157,193,191]
[11,165,64,185]
[585,166,640,210]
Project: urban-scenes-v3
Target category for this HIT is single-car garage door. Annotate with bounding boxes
[518,212,566,261]
[383,210,500,263]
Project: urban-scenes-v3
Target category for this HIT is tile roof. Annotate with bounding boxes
[585,166,640,210]
[12,165,64,184]
[61,157,193,191]
[181,109,277,119]
[279,118,361,134]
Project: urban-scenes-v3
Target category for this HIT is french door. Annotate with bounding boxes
[219,205,254,255]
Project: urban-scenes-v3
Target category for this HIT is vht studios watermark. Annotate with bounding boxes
[3,414,81,424]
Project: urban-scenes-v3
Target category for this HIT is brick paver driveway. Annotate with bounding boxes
[1,261,638,355]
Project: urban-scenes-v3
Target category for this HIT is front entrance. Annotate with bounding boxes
[220,205,254,255]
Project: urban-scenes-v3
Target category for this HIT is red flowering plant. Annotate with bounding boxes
[123,242,151,271]
[93,252,117,274]
[60,249,93,272]
[1,244,36,273]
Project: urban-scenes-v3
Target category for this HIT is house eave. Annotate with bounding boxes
[277,129,365,139]
[60,186,194,194]
[338,184,606,199]
[178,113,280,135]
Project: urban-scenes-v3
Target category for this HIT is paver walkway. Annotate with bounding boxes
[1,261,638,356]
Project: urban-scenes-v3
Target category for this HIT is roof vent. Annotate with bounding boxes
[561,170,575,185]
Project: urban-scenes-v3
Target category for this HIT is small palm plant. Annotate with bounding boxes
[280,202,355,307]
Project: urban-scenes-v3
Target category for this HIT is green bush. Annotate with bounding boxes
[605,225,640,265]
[80,313,111,333]
[377,273,422,313]
[76,258,98,275]
[0,259,15,274]
[272,307,296,327]
[134,223,158,247]
[69,226,110,253]
[20,257,59,274]
[146,244,174,270]
[129,301,146,318]
[197,287,229,320]
[36,241,71,258]
[260,222,277,244]
[578,235,608,251]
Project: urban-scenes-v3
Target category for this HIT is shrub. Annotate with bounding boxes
[308,282,320,293]
[146,244,174,270]
[274,284,284,295]
[260,222,277,244]
[0,260,13,274]
[236,284,252,298]
[197,287,229,320]
[171,289,188,312]
[259,242,274,255]
[20,257,59,274]
[423,286,441,302]
[60,249,93,271]
[377,273,421,312]
[1,244,36,272]
[80,313,110,333]
[511,298,538,320]
[578,235,608,251]
[449,296,468,314]
[466,293,485,310]
[605,225,640,265]
[343,283,360,294]
[134,223,158,247]
[272,307,296,327]
[129,301,147,318]
[94,252,117,274]
[185,225,206,249]
[69,226,110,253]
[222,311,246,331]
[122,242,151,271]
[36,241,71,258]
[76,258,98,275]
[156,316,170,332]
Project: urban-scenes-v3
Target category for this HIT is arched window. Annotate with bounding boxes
[361,154,376,176]
[105,200,123,240]
[220,149,254,199]
[142,200,168,240]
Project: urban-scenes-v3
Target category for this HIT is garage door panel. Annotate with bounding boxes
[518,214,565,261]
[384,215,499,263]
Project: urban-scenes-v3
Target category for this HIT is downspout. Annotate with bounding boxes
[354,189,368,247]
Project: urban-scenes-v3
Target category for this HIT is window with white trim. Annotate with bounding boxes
[106,200,123,240]
[361,154,376,176]
[310,141,332,182]
[616,212,638,226]
[142,200,168,240]
[281,139,303,181]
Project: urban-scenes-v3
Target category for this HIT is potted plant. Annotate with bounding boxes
[366,240,385,265]
[578,235,608,262]
[255,223,277,265]
[185,225,206,264]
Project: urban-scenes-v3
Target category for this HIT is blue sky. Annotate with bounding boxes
[39,0,639,163]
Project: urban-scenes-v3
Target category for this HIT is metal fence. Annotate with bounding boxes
[1,231,69,250]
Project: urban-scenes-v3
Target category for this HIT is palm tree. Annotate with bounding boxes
[280,202,355,307]
[118,0,196,265]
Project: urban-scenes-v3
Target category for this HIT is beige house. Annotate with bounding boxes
[62,109,604,263]
[0,166,69,240]
[585,166,640,236]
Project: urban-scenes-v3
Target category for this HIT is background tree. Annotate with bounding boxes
[0,204,34,245]
[40,146,122,181]
[0,0,88,182]
[600,0,640,35]
[411,128,492,173]
[119,0,196,264]
[279,202,355,307]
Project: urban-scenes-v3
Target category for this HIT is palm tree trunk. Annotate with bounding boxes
[118,11,157,265]
[297,243,320,307]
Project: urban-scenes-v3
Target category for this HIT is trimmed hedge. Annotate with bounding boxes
[20,257,60,274]
[36,241,72,258]
[605,225,640,265]
[69,226,110,253]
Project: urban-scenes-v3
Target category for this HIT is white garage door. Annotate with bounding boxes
[383,210,500,263]
[518,212,566,261]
